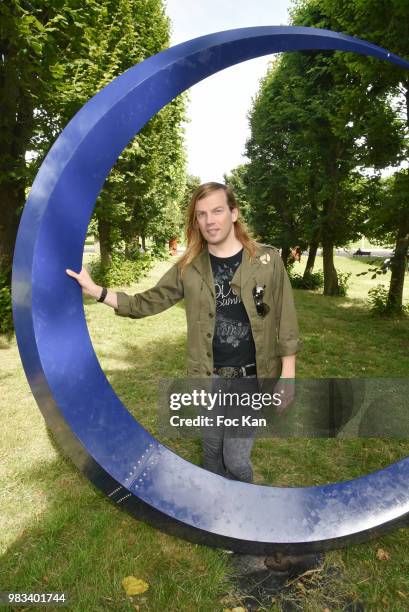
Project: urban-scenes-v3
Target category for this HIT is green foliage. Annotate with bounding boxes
[291,0,409,314]
[246,44,403,248]
[356,256,391,280]
[149,243,171,260]
[107,93,187,252]
[363,171,409,247]
[67,0,188,257]
[243,0,408,305]
[88,252,154,287]
[336,270,352,297]
[224,165,251,223]
[289,267,349,295]
[1,0,187,333]
[367,284,390,316]
[368,283,409,317]
[290,270,324,290]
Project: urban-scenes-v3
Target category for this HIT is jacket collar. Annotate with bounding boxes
[191,245,214,294]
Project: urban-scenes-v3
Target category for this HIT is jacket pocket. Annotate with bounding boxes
[187,356,200,375]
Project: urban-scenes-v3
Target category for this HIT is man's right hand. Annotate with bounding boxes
[66,266,101,299]
[66,266,118,308]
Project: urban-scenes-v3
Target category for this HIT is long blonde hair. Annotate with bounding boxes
[178,182,257,272]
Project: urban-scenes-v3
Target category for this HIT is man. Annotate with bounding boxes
[66,181,301,483]
[66,182,316,574]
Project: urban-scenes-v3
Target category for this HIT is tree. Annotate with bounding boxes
[0,0,187,332]
[107,94,187,257]
[291,0,409,312]
[245,4,404,294]
[42,0,185,264]
[245,51,370,282]
[0,1,86,283]
[224,165,251,224]
[142,95,187,250]
[364,170,409,313]
[245,57,315,267]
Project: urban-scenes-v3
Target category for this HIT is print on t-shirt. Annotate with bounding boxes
[210,250,256,367]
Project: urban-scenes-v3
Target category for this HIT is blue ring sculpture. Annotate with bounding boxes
[12,26,409,554]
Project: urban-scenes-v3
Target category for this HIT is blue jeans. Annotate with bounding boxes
[202,375,258,484]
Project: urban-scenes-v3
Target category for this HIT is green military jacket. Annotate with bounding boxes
[115,244,301,378]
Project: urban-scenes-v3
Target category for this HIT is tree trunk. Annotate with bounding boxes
[281,245,290,268]
[385,84,409,315]
[141,235,146,251]
[321,175,339,296]
[386,225,409,315]
[97,213,112,267]
[125,235,140,258]
[303,240,319,279]
[0,180,24,284]
[0,55,33,286]
[322,240,339,296]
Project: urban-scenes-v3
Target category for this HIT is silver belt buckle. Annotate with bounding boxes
[240,365,246,377]
[219,367,235,378]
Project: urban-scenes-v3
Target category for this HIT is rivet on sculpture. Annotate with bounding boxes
[12,26,409,555]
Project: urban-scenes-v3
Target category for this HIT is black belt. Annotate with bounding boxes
[213,363,257,378]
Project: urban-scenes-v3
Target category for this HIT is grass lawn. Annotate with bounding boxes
[1,254,409,611]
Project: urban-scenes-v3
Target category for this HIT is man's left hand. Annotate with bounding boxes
[275,378,295,416]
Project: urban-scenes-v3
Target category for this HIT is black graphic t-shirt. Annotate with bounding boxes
[209,249,256,367]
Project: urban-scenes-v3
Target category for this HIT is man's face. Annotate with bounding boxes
[195,189,238,245]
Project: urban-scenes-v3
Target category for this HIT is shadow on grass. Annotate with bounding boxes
[94,332,202,467]
[0,454,229,612]
[293,289,409,378]
[3,431,407,611]
[3,321,409,609]
[0,437,373,612]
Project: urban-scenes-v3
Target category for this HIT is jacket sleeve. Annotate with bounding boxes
[115,263,184,319]
[272,254,302,356]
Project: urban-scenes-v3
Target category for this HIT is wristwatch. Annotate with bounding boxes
[97,287,108,303]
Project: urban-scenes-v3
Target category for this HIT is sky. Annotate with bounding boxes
[164,0,293,182]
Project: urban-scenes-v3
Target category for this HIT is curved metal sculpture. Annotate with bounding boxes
[12,26,409,554]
